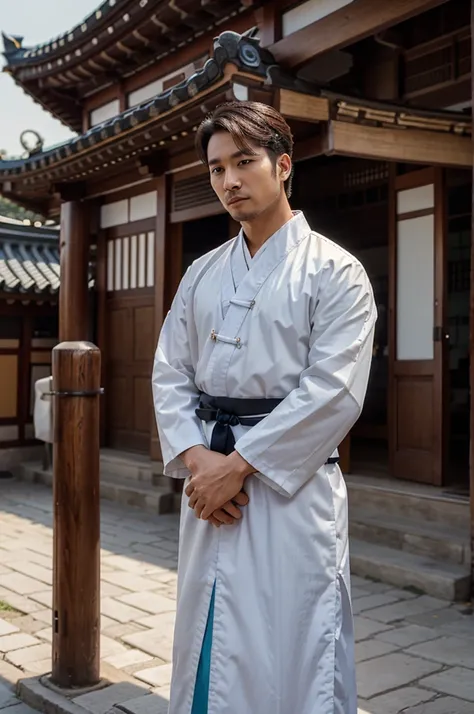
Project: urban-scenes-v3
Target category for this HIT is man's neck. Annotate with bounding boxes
[241,199,295,258]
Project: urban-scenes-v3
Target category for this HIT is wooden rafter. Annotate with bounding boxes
[270,0,451,68]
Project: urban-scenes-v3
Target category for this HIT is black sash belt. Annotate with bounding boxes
[195,393,339,465]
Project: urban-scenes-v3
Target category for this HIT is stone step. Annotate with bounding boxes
[350,538,471,602]
[349,509,470,565]
[346,476,469,529]
[18,462,175,515]
[100,449,164,485]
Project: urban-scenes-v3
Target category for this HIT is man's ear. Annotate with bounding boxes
[278,154,292,182]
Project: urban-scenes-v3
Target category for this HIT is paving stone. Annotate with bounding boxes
[0,659,26,687]
[122,629,173,662]
[135,612,176,631]
[0,574,46,596]
[403,696,474,713]
[352,593,401,615]
[355,639,398,663]
[419,666,474,701]
[114,693,158,714]
[361,596,448,624]
[100,598,147,624]
[437,617,474,641]
[134,664,173,688]
[118,592,176,615]
[353,616,393,642]
[102,623,146,640]
[6,643,52,667]
[101,573,159,592]
[102,556,151,573]
[148,690,170,713]
[31,610,52,625]
[100,635,129,658]
[100,616,117,631]
[0,593,42,615]
[4,615,45,636]
[18,659,51,675]
[356,653,443,699]
[376,624,440,648]
[350,587,370,600]
[100,582,129,598]
[35,628,52,643]
[28,591,52,608]
[74,683,148,714]
[7,563,52,586]
[104,650,153,669]
[383,587,419,601]
[355,687,434,714]
[1,704,39,714]
[0,682,18,709]
[0,619,19,637]
[406,636,474,669]
[407,607,465,629]
[0,633,41,652]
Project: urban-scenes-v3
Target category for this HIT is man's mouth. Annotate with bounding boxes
[227,197,247,206]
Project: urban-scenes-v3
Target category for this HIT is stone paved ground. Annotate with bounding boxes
[1,480,474,714]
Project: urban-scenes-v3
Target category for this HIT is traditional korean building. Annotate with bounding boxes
[0,216,59,466]
[1,0,472,596]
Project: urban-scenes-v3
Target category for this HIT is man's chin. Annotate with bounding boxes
[228,205,258,222]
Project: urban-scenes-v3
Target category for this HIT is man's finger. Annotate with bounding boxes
[194,500,206,519]
[212,508,235,525]
[232,491,249,507]
[185,482,194,497]
[221,501,242,519]
[188,491,199,509]
[208,516,221,527]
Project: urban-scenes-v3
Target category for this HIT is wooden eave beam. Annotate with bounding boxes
[323,120,472,168]
[270,0,451,69]
[277,89,329,122]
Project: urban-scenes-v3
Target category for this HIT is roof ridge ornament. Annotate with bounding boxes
[20,130,44,157]
[2,33,23,55]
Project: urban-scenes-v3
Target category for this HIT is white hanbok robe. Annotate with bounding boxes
[152,211,376,714]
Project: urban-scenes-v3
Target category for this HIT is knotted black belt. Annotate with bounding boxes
[196,393,339,465]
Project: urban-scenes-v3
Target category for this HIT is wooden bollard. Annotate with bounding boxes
[51,342,101,688]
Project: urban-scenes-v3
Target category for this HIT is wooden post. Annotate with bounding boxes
[51,341,101,688]
[469,0,474,600]
[60,201,90,343]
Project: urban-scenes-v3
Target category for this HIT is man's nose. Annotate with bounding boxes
[223,170,241,192]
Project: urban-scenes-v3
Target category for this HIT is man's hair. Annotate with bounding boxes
[195,101,295,198]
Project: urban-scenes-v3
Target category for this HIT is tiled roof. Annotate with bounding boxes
[2,1,253,132]
[0,217,60,295]
[0,30,275,177]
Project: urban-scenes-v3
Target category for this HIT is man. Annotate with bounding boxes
[152,101,376,714]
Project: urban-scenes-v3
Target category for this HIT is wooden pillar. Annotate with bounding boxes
[467,0,474,595]
[59,201,90,343]
[52,342,101,688]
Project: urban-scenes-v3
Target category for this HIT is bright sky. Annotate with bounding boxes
[0,0,100,157]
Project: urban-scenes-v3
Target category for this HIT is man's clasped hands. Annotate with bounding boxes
[180,445,255,527]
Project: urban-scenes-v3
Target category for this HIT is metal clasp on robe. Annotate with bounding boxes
[210,329,242,349]
[229,298,255,309]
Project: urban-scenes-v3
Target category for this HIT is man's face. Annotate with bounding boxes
[207,131,288,222]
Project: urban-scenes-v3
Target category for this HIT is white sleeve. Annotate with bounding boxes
[152,268,207,479]
[234,259,377,497]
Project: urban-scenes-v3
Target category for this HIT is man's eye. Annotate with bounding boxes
[239,160,252,166]
[211,167,223,175]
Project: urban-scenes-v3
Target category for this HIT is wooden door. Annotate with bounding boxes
[106,292,155,453]
[389,167,448,485]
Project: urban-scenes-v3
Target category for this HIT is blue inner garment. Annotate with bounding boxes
[191,583,216,714]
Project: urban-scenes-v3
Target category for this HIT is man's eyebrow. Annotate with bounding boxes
[208,150,252,167]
